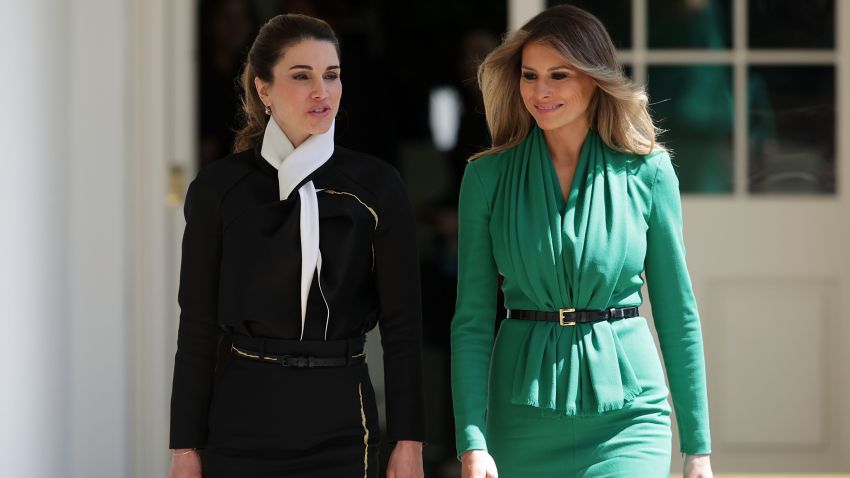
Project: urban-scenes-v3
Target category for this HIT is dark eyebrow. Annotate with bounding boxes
[521,65,571,71]
[289,65,341,71]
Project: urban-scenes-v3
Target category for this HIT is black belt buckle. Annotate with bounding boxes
[281,355,315,368]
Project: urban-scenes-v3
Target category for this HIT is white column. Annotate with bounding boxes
[509,0,545,30]
[0,1,71,477]
[0,1,130,477]
[68,0,129,476]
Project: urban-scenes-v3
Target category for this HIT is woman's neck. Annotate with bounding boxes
[275,117,309,149]
[541,121,590,166]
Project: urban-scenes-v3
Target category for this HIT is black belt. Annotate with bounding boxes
[229,334,366,368]
[506,306,640,326]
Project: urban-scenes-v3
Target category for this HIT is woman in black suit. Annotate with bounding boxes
[168,14,425,478]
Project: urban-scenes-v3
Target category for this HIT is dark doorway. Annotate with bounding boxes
[197,1,506,476]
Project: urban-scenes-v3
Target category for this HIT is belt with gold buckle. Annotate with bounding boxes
[506,307,640,326]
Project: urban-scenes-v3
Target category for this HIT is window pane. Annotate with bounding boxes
[648,65,734,193]
[749,67,835,194]
[547,0,631,49]
[648,0,732,49]
[749,0,834,49]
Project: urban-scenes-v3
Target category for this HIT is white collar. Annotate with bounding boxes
[260,117,335,199]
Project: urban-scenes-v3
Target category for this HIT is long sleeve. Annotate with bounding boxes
[169,175,223,449]
[373,168,425,442]
[644,153,711,454]
[450,161,499,455]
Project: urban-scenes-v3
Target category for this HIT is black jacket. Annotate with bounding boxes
[169,144,425,448]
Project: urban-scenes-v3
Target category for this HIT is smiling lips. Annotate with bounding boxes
[308,104,332,117]
[535,103,564,113]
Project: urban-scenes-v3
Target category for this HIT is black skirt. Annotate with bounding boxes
[202,349,381,478]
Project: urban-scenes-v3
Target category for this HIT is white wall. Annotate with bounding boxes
[0,1,130,476]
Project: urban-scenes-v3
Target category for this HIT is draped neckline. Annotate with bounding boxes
[541,127,592,217]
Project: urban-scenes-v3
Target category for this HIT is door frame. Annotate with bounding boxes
[129,0,196,475]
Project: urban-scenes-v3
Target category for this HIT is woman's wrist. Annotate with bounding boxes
[394,440,423,449]
[171,448,196,456]
[685,453,712,463]
[461,449,486,458]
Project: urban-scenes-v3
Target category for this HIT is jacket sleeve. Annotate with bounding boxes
[373,168,425,442]
[644,153,712,455]
[450,161,499,456]
[169,175,223,449]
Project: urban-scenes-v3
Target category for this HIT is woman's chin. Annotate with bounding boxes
[533,117,565,131]
[307,118,335,136]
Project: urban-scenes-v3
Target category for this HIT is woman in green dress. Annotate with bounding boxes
[451,5,713,478]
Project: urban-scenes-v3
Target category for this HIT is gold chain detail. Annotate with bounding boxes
[321,189,379,229]
[232,345,365,364]
[322,188,378,270]
[358,383,370,478]
[230,345,278,362]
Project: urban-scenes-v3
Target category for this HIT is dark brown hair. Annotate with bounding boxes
[233,14,340,152]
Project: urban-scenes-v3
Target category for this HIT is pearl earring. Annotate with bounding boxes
[264,104,271,115]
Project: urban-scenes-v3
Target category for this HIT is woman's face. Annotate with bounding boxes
[255,38,341,146]
[519,41,597,134]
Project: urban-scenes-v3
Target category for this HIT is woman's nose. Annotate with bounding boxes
[312,79,329,100]
[535,80,552,99]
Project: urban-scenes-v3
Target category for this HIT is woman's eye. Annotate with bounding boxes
[324,74,339,81]
[293,73,309,80]
[552,72,569,80]
[522,72,537,80]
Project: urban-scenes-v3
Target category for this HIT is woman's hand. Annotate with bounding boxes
[461,449,498,478]
[684,454,712,478]
[387,440,424,478]
[168,449,201,478]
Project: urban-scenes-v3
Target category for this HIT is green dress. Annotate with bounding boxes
[450,127,711,477]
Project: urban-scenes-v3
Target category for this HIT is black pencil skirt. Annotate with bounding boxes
[202,348,381,478]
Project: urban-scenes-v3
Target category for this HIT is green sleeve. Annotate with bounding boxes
[644,153,712,455]
[451,160,499,455]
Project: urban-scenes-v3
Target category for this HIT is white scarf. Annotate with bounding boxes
[260,118,335,340]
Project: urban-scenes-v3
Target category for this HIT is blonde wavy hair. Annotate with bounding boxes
[470,4,662,161]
